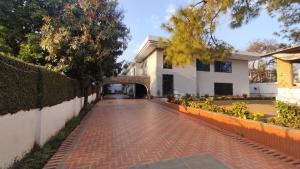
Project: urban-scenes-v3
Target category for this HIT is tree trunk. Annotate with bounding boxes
[95,85,100,101]
[80,78,90,109]
[83,87,88,108]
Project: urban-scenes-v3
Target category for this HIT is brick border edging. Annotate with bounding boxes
[152,99,300,160]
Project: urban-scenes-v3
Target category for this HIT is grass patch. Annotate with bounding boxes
[9,103,95,169]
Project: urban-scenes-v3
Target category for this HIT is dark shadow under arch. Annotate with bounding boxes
[102,76,151,97]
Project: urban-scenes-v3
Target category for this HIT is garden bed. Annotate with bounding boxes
[213,100,277,117]
[156,99,300,159]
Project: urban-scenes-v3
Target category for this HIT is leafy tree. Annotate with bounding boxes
[0,0,68,56]
[17,33,46,65]
[0,26,12,55]
[228,0,299,43]
[247,39,287,54]
[162,0,299,66]
[40,0,129,105]
[160,1,234,66]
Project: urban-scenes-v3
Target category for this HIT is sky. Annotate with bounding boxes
[117,0,287,62]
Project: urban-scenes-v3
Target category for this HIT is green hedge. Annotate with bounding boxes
[0,55,86,114]
[276,101,300,129]
[39,69,82,108]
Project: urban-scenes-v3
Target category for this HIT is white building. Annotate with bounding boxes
[124,36,260,97]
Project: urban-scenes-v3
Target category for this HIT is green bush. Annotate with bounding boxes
[249,112,265,121]
[167,94,176,103]
[275,101,300,129]
[215,106,232,115]
[0,55,85,114]
[201,98,219,112]
[231,102,249,119]
[180,93,192,106]
[168,95,299,130]
[187,101,203,109]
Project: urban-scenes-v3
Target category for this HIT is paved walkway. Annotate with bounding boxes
[46,99,297,169]
[103,94,130,100]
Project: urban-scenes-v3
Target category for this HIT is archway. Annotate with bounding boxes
[122,83,148,99]
[135,84,147,98]
[101,76,151,98]
[102,83,148,99]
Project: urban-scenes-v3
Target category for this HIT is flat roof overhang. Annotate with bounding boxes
[135,36,161,63]
[260,45,300,57]
[135,36,261,62]
[259,45,300,61]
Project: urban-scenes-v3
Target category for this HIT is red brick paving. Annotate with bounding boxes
[48,99,299,169]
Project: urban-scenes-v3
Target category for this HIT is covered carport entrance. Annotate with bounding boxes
[101,75,150,99]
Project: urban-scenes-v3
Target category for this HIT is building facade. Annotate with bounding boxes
[124,36,259,97]
[260,46,300,104]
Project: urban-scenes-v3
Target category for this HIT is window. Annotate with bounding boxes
[214,83,233,95]
[163,55,172,69]
[214,61,232,73]
[196,59,210,71]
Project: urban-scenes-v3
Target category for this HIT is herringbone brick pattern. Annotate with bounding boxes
[52,99,298,169]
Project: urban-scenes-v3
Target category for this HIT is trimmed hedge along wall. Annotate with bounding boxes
[0,55,88,114]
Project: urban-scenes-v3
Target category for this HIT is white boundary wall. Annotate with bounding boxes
[0,94,96,169]
[277,88,300,104]
[250,82,278,97]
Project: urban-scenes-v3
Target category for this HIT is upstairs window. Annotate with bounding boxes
[214,61,232,73]
[163,55,172,69]
[196,59,210,72]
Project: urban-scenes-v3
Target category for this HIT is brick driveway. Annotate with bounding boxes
[46,99,297,169]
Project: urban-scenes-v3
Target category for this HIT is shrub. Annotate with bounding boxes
[168,95,299,130]
[180,93,192,106]
[242,94,248,99]
[266,117,276,124]
[204,97,213,105]
[174,99,182,105]
[167,94,176,103]
[249,112,264,121]
[187,101,202,109]
[231,102,249,119]
[201,98,220,112]
[181,93,192,101]
[216,106,232,115]
[275,101,300,129]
